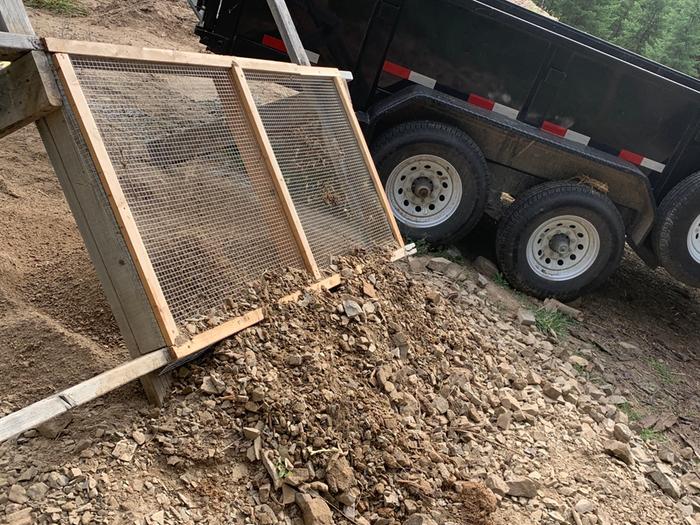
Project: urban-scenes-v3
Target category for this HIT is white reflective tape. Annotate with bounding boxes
[306,50,320,64]
[641,157,666,173]
[564,129,591,146]
[492,103,519,120]
[408,71,437,89]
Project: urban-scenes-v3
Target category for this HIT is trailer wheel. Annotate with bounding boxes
[372,121,488,242]
[496,182,625,301]
[652,172,700,287]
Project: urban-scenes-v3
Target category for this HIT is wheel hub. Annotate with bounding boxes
[386,154,463,228]
[549,233,571,255]
[412,177,434,199]
[526,215,601,281]
[688,213,700,264]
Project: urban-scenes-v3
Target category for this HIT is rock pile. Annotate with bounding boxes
[0,254,694,524]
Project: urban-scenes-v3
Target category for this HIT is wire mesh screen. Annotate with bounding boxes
[68,56,305,327]
[244,70,397,267]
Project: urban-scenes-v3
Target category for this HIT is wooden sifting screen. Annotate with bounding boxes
[45,40,403,360]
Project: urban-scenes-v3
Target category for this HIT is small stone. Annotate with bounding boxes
[433,396,449,414]
[326,456,355,493]
[5,508,32,525]
[150,510,165,525]
[47,471,68,489]
[649,466,683,499]
[132,430,147,445]
[543,383,563,400]
[295,492,335,525]
[477,274,489,288]
[613,423,633,443]
[37,413,73,439]
[425,289,441,304]
[404,514,438,525]
[8,484,28,504]
[112,440,137,462]
[427,257,452,273]
[243,427,261,440]
[473,256,499,278]
[496,410,512,431]
[575,499,596,514]
[26,482,49,501]
[659,447,676,465]
[506,476,539,498]
[604,440,634,466]
[342,299,363,318]
[517,308,536,326]
[362,282,378,298]
[485,475,509,497]
[201,373,226,395]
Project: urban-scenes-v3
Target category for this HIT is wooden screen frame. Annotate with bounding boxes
[48,39,403,359]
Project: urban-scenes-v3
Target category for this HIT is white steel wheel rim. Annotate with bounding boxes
[526,215,601,281]
[688,213,700,264]
[386,154,463,228]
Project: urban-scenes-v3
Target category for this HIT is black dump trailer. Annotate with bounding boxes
[194,0,700,300]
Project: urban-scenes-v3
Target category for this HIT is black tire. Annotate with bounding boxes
[372,121,488,242]
[652,172,700,287]
[496,181,625,301]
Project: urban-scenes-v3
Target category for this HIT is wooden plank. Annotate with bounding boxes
[0,31,42,60]
[52,53,181,347]
[0,349,170,443]
[0,0,34,33]
[390,243,417,262]
[265,0,310,66]
[39,110,172,405]
[171,308,265,360]
[279,273,341,304]
[0,51,61,139]
[333,76,405,247]
[230,63,322,280]
[43,38,345,77]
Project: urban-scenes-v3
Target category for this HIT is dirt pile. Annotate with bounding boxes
[1,254,694,525]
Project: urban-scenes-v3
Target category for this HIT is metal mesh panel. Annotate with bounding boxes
[69,57,304,325]
[244,71,397,267]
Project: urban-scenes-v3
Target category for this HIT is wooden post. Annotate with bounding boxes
[0,1,172,405]
[333,76,405,247]
[230,63,322,279]
[265,0,310,66]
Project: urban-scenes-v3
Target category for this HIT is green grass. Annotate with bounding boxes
[535,308,573,338]
[26,0,87,15]
[640,428,666,443]
[648,358,675,385]
[493,272,511,289]
[619,402,642,423]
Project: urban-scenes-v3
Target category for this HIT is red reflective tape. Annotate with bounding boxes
[467,93,495,111]
[262,35,287,53]
[619,149,644,165]
[383,61,411,80]
[541,120,568,137]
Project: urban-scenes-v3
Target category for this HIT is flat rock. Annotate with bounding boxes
[604,440,634,466]
[326,456,355,493]
[8,484,28,504]
[613,423,633,443]
[506,476,539,498]
[342,299,363,318]
[649,467,683,499]
[201,373,226,395]
[517,308,536,326]
[26,482,49,501]
[37,412,73,439]
[295,492,335,525]
[473,256,499,278]
[404,514,438,525]
[5,508,32,525]
[426,257,452,273]
[485,475,509,497]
